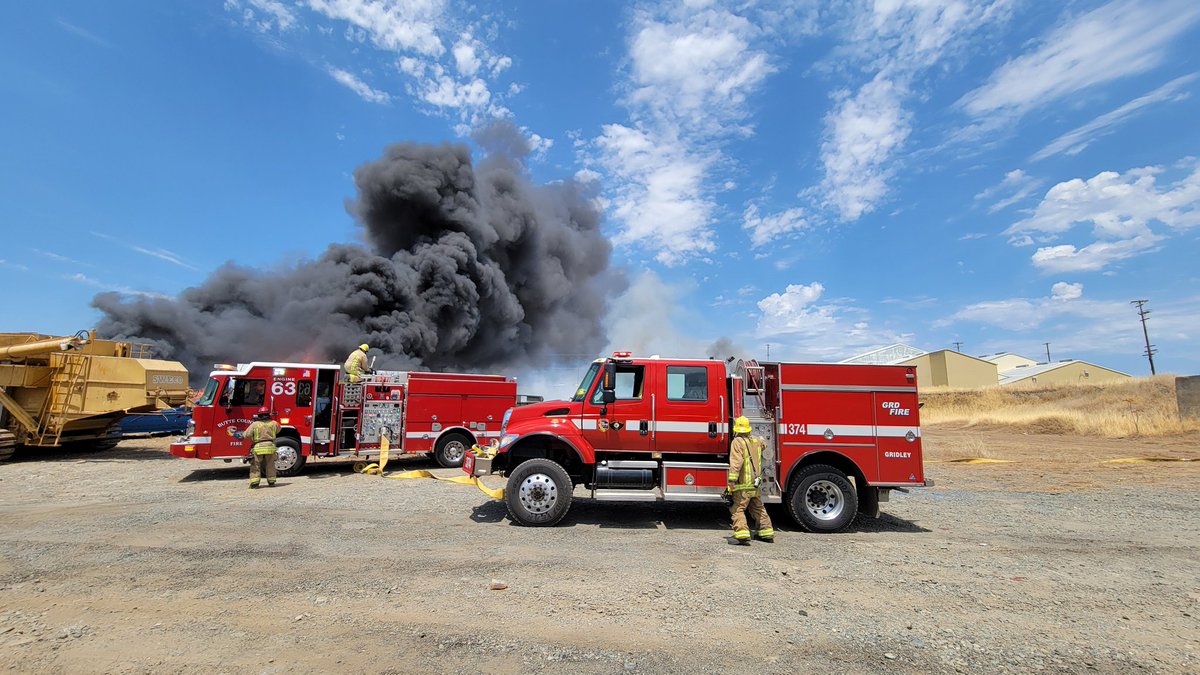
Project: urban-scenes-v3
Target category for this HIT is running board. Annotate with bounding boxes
[592,488,661,502]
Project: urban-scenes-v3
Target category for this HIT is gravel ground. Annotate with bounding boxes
[0,429,1197,673]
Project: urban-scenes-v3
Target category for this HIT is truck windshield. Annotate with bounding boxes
[195,378,219,406]
[570,362,601,402]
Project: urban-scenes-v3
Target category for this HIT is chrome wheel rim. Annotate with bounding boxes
[805,479,845,521]
[275,446,298,472]
[518,473,558,514]
[442,439,467,463]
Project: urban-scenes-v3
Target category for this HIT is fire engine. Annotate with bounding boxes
[465,353,931,532]
[171,362,517,475]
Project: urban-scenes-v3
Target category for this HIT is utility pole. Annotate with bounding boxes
[1043,342,1051,362]
[1130,300,1157,375]
[952,341,963,352]
[765,343,770,360]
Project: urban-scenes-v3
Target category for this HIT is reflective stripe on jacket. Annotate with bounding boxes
[727,435,763,493]
[246,420,280,455]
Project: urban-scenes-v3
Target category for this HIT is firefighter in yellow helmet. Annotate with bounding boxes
[343,343,372,383]
[245,407,280,489]
[726,415,774,545]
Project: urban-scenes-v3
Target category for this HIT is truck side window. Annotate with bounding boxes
[667,366,708,401]
[296,380,313,407]
[592,365,645,402]
[233,379,267,407]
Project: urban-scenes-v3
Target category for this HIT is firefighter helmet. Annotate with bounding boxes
[255,407,271,420]
[358,343,369,351]
[733,416,751,434]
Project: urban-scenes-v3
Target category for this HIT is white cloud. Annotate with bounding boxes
[590,4,775,265]
[815,1,1012,221]
[627,8,773,133]
[327,66,391,104]
[742,203,808,247]
[1030,235,1163,273]
[602,271,714,357]
[1050,281,1083,301]
[593,124,715,265]
[1006,162,1200,272]
[1032,74,1197,161]
[307,0,446,56]
[817,75,910,221]
[130,246,199,271]
[56,19,115,48]
[755,282,910,360]
[0,259,30,272]
[959,0,1200,121]
[974,169,1042,214]
[66,273,170,299]
[451,39,480,76]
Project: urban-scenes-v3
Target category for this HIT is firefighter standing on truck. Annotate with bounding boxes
[343,343,371,382]
[246,407,280,489]
[726,415,774,545]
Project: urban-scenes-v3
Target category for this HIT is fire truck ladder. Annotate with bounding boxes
[34,351,90,446]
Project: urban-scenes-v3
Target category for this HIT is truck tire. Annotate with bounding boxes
[274,438,307,477]
[505,458,572,527]
[786,464,858,533]
[434,431,472,468]
[0,429,16,462]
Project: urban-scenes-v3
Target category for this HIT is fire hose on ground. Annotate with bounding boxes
[352,434,505,499]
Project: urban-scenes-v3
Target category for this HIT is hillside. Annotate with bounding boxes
[918,375,1199,438]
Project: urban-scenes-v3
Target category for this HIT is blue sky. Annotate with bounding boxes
[3,0,1198,394]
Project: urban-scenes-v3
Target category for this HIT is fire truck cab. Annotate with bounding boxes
[172,362,516,475]
[466,353,930,532]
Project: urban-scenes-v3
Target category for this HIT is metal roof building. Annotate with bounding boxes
[998,360,1131,386]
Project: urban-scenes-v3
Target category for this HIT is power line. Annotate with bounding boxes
[1130,300,1157,375]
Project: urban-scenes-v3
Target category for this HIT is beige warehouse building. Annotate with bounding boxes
[841,344,1130,388]
[997,360,1130,386]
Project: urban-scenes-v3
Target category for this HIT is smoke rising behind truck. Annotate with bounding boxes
[94,123,616,378]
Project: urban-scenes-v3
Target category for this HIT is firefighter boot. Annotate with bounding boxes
[734,529,752,546]
[267,481,276,487]
[754,529,775,543]
[249,482,259,489]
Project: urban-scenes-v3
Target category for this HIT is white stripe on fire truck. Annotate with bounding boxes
[802,424,921,438]
[654,421,722,433]
[300,436,311,444]
[183,436,211,444]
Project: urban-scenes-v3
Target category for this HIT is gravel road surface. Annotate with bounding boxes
[1,428,1197,673]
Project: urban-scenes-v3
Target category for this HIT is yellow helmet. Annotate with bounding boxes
[358,343,369,351]
[733,416,751,434]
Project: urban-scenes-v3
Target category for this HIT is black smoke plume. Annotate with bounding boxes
[94,123,614,379]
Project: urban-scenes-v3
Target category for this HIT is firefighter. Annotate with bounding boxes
[343,343,372,382]
[245,407,280,489]
[726,415,774,545]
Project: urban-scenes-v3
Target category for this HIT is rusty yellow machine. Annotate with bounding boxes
[0,330,190,461]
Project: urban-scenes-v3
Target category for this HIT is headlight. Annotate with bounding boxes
[185,419,195,437]
[498,433,519,449]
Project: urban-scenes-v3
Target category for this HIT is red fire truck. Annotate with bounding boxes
[465,353,931,532]
[171,362,517,475]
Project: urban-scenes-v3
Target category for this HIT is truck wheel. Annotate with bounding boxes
[274,438,307,477]
[786,464,858,533]
[505,458,572,527]
[434,431,471,468]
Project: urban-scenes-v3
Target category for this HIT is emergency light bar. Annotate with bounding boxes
[213,364,236,371]
[612,351,632,359]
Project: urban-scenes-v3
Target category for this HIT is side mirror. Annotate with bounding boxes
[601,390,616,405]
[220,378,236,408]
[601,362,616,398]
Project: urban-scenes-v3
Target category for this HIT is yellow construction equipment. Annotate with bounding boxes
[0,330,190,461]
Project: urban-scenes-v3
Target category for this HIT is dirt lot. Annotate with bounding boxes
[1,426,1198,674]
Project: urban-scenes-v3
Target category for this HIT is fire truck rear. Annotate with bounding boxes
[172,362,516,475]
[465,353,930,532]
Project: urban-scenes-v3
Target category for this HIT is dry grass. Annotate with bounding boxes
[921,434,1000,462]
[919,375,1200,438]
